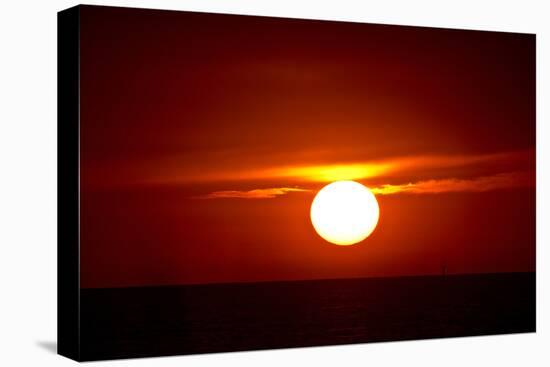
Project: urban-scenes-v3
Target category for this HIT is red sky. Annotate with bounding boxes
[78,6,535,288]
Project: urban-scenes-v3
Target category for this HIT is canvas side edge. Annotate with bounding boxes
[57,5,81,362]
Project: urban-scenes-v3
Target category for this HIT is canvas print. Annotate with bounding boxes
[58,5,536,361]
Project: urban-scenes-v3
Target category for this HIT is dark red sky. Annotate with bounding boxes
[79,5,535,288]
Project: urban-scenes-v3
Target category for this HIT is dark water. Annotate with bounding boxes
[80,272,535,361]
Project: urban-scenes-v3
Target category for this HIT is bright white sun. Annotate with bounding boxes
[310,180,379,246]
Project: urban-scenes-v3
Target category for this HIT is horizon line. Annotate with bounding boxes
[80,270,535,290]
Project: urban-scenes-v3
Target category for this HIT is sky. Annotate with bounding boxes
[78,5,535,288]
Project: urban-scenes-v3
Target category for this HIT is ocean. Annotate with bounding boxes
[80,272,535,360]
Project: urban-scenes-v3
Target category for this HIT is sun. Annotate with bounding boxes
[310,180,379,245]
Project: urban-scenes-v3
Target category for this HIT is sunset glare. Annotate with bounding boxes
[310,181,380,245]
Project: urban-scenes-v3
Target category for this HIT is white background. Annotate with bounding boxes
[0,0,548,365]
